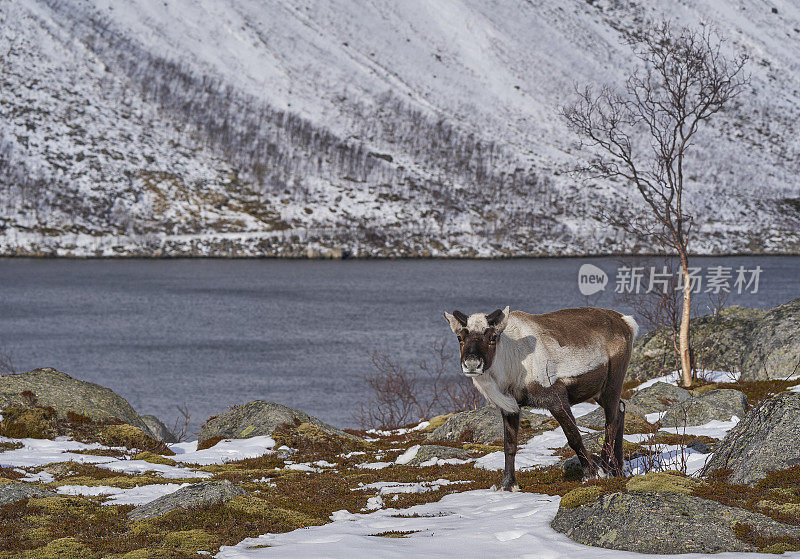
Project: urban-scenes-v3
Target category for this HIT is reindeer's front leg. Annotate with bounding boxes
[499,411,520,491]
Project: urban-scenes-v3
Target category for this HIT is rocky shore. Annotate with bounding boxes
[1,300,799,556]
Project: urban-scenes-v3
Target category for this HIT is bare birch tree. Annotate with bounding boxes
[561,21,748,387]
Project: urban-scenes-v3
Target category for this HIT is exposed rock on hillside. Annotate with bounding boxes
[702,392,800,485]
[740,298,800,381]
[551,486,800,553]
[141,415,177,443]
[426,406,551,444]
[0,482,57,505]
[198,401,360,447]
[0,368,154,437]
[660,389,747,428]
[128,480,246,521]
[628,299,800,382]
[629,382,690,414]
[406,445,472,466]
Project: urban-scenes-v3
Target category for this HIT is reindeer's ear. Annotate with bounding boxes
[487,306,510,332]
[443,310,467,333]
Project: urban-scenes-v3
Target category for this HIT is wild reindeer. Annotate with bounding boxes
[443,306,637,490]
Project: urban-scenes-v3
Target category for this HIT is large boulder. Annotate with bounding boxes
[128,480,245,521]
[702,392,800,485]
[199,401,359,446]
[627,299,800,382]
[630,382,690,414]
[551,488,800,554]
[0,368,154,436]
[660,389,747,428]
[141,415,177,443]
[426,406,551,444]
[741,298,800,380]
[628,306,765,382]
[406,445,472,466]
[0,482,57,505]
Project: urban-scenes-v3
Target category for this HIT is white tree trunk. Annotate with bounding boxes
[678,256,693,387]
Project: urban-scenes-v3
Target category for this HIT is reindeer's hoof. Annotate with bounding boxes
[497,479,521,492]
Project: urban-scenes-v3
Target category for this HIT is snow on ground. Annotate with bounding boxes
[56,483,190,506]
[355,479,469,496]
[216,489,798,559]
[626,446,713,477]
[168,436,276,466]
[475,427,592,471]
[0,437,127,469]
[0,436,210,479]
[659,417,740,439]
[635,370,740,391]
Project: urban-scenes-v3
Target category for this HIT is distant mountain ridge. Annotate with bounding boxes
[1,0,798,257]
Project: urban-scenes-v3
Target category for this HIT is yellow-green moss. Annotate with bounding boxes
[626,471,699,494]
[758,500,800,518]
[132,451,178,466]
[23,537,97,559]
[224,495,321,528]
[26,496,94,516]
[100,425,174,455]
[0,407,57,439]
[559,486,602,508]
[52,474,200,489]
[423,413,454,432]
[162,529,219,553]
[462,443,502,453]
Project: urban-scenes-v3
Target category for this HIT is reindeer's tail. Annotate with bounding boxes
[621,315,639,341]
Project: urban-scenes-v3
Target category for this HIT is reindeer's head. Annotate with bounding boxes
[443,307,510,377]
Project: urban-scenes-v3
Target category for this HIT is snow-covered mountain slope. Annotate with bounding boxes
[1,0,799,257]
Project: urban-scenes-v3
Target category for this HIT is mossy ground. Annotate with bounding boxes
[2,379,798,557]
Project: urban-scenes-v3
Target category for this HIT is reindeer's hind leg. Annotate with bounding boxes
[598,356,629,477]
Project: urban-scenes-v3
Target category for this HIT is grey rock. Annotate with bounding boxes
[141,415,177,443]
[127,480,245,521]
[702,392,800,485]
[0,482,57,505]
[628,306,765,382]
[426,406,551,444]
[407,445,471,466]
[575,401,650,432]
[628,299,800,383]
[199,400,359,446]
[561,455,584,479]
[551,491,800,554]
[741,298,800,380]
[630,382,690,414]
[688,440,712,454]
[661,389,747,427]
[0,368,154,436]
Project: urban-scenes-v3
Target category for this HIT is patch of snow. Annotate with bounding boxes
[19,470,55,483]
[355,479,469,495]
[0,437,123,469]
[394,445,421,465]
[96,459,212,479]
[285,463,322,473]
[475,427,586,471]
[363,496,384,511]
[660,417,740,439]
[56,483,190,505]
[645,411,667,424]
[217,489,797,558]
[419,457,473,467]
[168,436,275,466]
[356,461,393,470]
[626,445,712,477]
[339,451,366,458]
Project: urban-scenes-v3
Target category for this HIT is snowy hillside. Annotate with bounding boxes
[1,0,799,257]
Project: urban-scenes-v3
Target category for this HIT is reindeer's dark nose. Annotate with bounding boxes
[462,355,484,376]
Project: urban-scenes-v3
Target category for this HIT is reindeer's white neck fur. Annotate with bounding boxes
[471,313,537,414]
